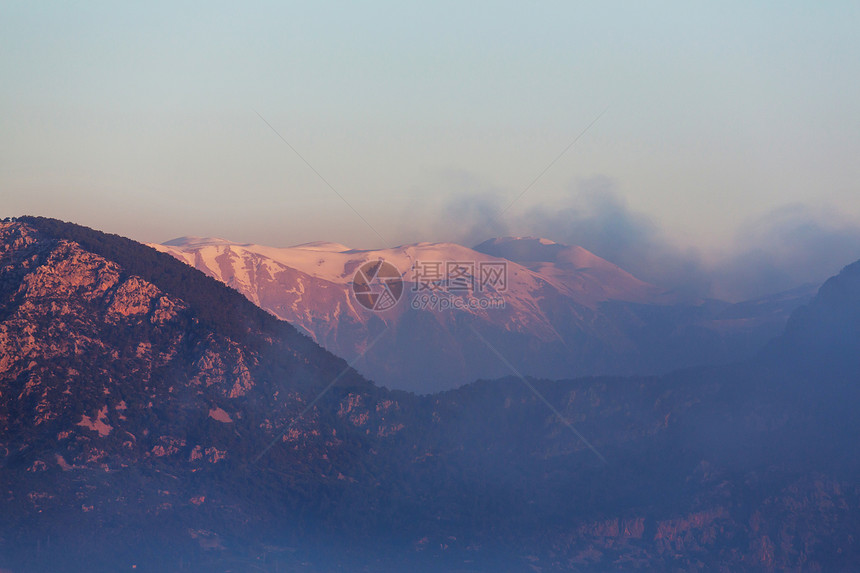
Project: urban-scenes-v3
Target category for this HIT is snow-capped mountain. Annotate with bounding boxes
[473,236,676,305]
[151,236,809,393]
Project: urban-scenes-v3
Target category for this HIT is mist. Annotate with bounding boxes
[410,175,860,302]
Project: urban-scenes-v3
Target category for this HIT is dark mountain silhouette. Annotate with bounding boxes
[1,217,858,572]
[770,258,860,376]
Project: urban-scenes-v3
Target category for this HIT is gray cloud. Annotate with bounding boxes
[519,177,711,299]
[416,175,860,302]
[408,169,511,247]
[713,205,860,301]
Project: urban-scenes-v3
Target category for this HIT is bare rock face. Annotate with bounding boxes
[1,223,203,470]
[0,220,370,532]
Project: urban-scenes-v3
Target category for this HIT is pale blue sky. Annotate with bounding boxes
[2,2,859,281]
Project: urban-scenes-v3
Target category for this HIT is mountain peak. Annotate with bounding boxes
[289,241,352,252]
[473,236,578,263]
[474,235,628,271]
[162,236,237,248]
[478,235,558,245]
[769,257,860,374]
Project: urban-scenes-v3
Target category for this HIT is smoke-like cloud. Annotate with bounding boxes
[713,204,860,301]
[412,175,860,302]
[406,169,511,248]
[518,177,712,299]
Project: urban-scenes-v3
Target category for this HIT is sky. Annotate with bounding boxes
[2,1,859,299]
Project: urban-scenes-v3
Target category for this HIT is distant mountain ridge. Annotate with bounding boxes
[768,258,860,376]
[152,235,814,392]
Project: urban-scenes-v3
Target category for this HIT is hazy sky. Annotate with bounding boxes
[2,2,859,297]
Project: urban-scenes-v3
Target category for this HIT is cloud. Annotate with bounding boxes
[518,177,711,298]
[419,175,710,298]
[436,191,511,248]
[713,204,860,300]
[408,169,511,248]
[414,174,860,302]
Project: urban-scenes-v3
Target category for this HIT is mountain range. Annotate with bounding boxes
[1,216,858,572]
[152,235,814,393]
